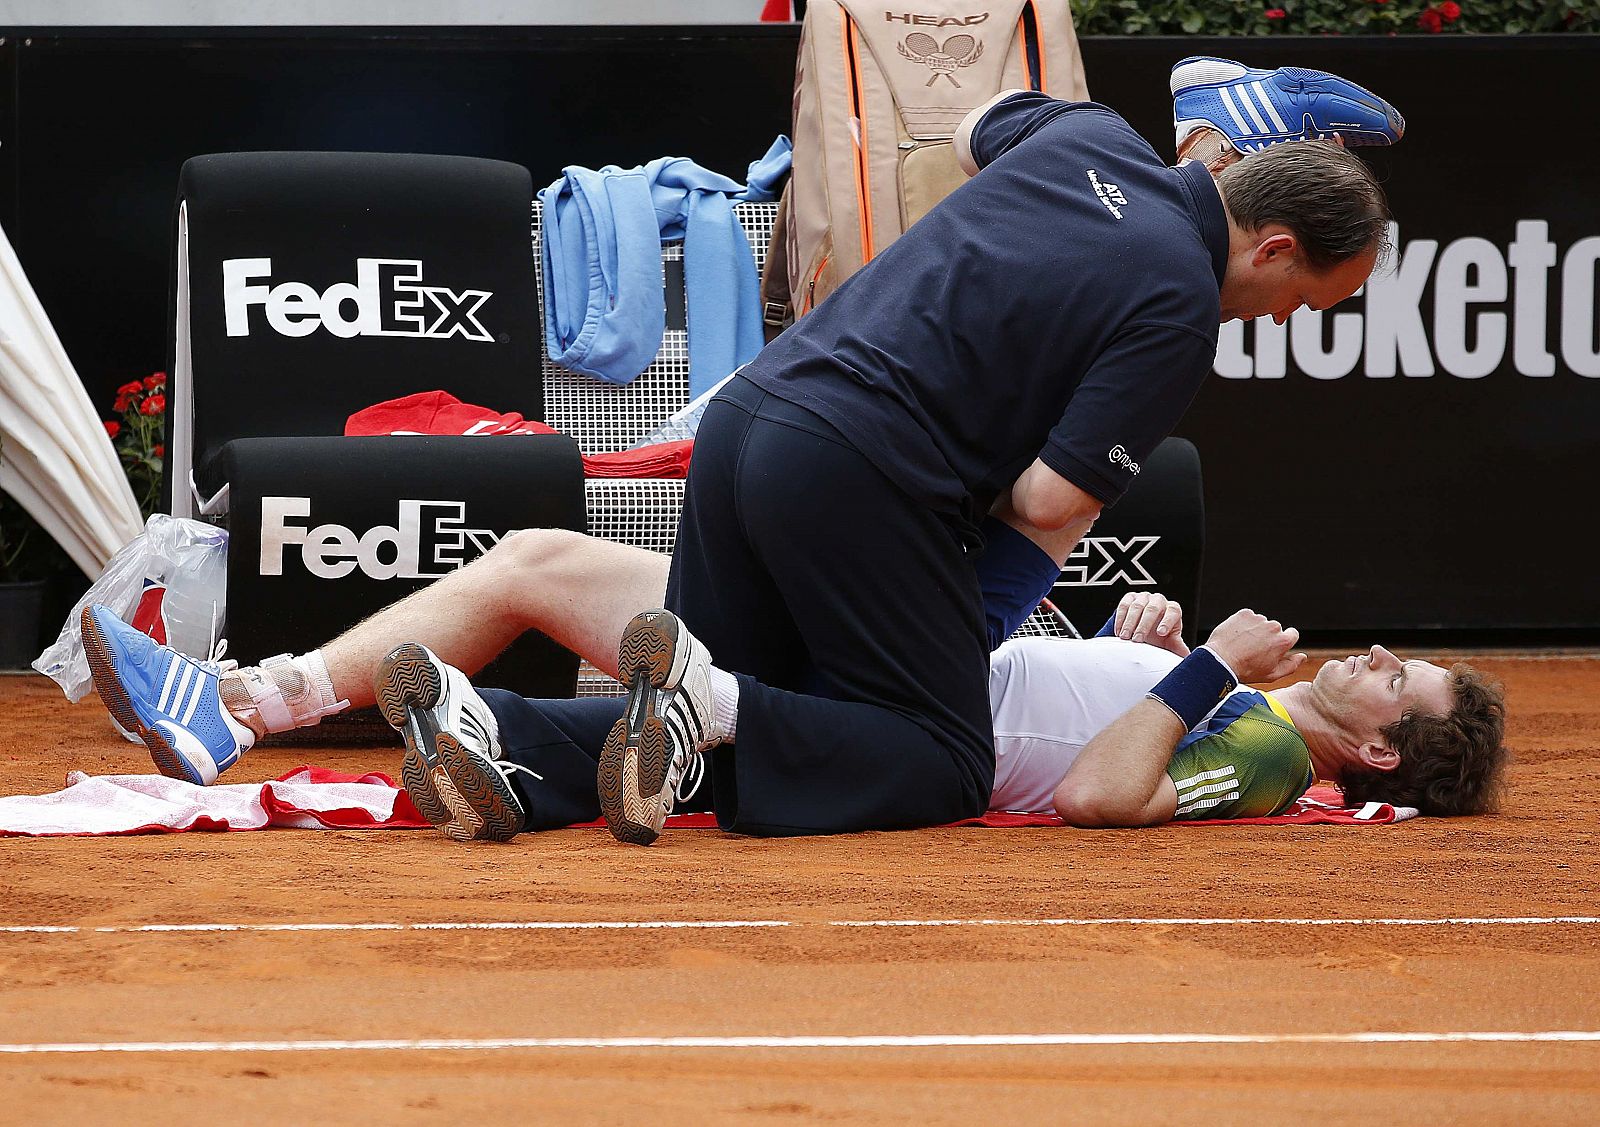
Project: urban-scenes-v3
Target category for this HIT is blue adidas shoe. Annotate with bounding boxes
[1171,56,1405,154]
[81,604,253,785]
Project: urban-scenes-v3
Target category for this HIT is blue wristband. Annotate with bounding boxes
[975,515,1062,651]
[1146,646,1239,730]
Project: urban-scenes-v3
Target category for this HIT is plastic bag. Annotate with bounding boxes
[627,370,738,447]
[33,514,229,702]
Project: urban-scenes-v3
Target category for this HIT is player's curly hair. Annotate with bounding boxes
[1340,663,1508,816]
[1217,142,1393,271]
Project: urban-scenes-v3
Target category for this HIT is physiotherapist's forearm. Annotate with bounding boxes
[975,511,1060,650]
[976,472,1100,650]
[991,482,1097,567]
[976,484,1098,649]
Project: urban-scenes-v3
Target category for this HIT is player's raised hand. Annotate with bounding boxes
[1203,608,1306,684]
[1113,591,1190,657]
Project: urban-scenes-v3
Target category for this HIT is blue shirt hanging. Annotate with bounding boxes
[539,137,792,398]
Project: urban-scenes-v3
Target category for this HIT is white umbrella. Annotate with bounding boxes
[0,220,143,578]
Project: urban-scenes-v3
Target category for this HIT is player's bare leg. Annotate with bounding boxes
[322,528,670,701]
[220,529,671,741]
[357,531,670,842]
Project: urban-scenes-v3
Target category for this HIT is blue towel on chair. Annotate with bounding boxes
[540,137,792,395]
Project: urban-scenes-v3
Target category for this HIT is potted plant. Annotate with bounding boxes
[106,372,166,519]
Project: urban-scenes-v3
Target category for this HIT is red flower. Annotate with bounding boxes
[1439,0,1460,17]
[143,371,167,389]
[114,393,134,412]
[1418,7,1444,30]
[1264,7,1287,17]
[103,420,121,439]
[153,445,165,459]
[116,380,145,397]
[140,393,167,416]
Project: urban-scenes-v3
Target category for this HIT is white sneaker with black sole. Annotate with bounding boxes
[598,610,724,846]
[375,643,538,843]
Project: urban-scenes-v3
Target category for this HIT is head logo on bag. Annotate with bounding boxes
[884,10,991,25]
[222,258,494,343]
[896,32,985,87]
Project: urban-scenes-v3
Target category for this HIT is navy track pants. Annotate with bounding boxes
[482,374,995,836]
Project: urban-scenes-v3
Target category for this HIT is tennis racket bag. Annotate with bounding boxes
[762,0,1088,333]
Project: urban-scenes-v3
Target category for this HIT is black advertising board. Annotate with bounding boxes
[1082,37,1600,638]
[0,29,1593,638]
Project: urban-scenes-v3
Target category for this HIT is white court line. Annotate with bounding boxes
[829,916,1600,928]
[2,916,1598,936]
[0,920,791,935]
[3,1031,1599,1055]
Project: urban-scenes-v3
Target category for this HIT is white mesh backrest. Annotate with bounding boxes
[583,479,686,556]
[535,200,779,454]
[576,479,685,695]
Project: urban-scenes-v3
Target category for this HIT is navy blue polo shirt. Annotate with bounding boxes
[741,94,1228,521]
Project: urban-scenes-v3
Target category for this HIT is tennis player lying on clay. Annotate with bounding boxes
[80,526,1506,839]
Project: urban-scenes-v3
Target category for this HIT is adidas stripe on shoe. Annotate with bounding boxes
[81,603,252,785]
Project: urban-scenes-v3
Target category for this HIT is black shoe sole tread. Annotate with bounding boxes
[599,613,681,846]
[377,643,523,843]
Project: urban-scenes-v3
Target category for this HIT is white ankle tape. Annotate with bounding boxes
[301,650,348,719]
[224,653,349,734]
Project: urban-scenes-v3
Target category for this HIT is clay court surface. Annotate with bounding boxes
[1,653,1597,1124]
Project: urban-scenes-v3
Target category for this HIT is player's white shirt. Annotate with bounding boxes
[987,636,1182,814]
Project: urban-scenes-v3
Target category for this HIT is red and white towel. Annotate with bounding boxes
[0,774,1410,838]
[0,766,428,837]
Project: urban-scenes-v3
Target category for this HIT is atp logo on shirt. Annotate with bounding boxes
[1086,169,1128,220]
